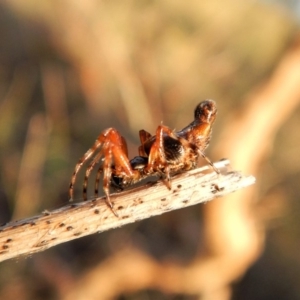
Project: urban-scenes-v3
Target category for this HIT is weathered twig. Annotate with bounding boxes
[0,159,254,263]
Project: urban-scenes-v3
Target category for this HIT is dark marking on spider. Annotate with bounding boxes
[69,100,219,216]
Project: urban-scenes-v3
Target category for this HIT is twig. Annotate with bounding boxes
[0,159,254,263]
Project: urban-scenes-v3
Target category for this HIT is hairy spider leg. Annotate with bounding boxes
[98,129,141,213]
[69,128,139,216]
[121,136,129,157]
[94,166,103,198]
[69,139,102,201]
[145,124,178,189]
[83,150,104,200]
[101,148,117,215]
[138,129,152,156]
[101,135,141,215]
[94,135,128,199]
[197,148,220,174]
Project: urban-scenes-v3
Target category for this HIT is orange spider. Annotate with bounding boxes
[69,99,219,215]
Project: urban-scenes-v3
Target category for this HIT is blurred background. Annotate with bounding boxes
[0,0,300,299]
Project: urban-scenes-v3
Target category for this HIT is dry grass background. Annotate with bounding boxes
[0,0,300,299]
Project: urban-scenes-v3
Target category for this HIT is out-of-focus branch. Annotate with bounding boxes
[200,38,300,299]
[0,159,254,263]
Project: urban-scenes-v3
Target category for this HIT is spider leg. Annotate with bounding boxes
[69,139,102,201]
[197,149,220,174]
[94,136,128,199]
[145,124,177,189]
[98,128,140,215]
[83,150,104,200]
[94,165,103,198]
[101,142,139,216]
[121,136,129,157]
[101,148,119,216]
[70,127,140,216]
[138,129,152,156]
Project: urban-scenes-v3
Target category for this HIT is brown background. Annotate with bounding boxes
[0,0,300,299]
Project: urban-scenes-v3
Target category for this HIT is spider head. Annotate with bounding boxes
[194,100,217,124]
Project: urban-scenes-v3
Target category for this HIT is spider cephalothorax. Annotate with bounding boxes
[69,99,219,215]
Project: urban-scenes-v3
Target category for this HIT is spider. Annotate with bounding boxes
[69,99,219,216]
